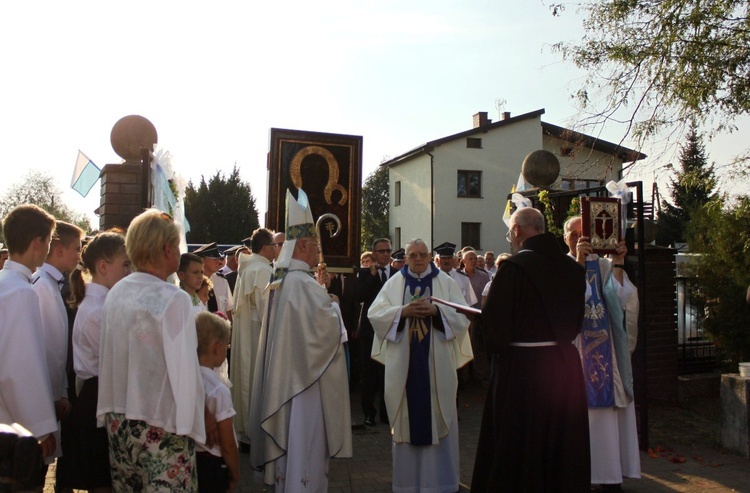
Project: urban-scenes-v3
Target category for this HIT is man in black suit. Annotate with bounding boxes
[356,238,395,426]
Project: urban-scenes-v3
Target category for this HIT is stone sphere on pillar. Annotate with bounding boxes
[521,150,560,188]
[110,115,158,163]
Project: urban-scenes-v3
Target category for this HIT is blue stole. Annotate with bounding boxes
[401,264,439,446]
[582,260,615,408]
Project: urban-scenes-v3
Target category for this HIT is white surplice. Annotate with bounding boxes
[32,262,69,458]
[72,282,108,381]
[32,263,68,402]
[229,253,272,441]
[249,258,352,492]
[0,261,58,439]
[368,266,473,493]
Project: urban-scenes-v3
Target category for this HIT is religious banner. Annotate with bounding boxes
[267,128,362,270]
[581,196,621,254]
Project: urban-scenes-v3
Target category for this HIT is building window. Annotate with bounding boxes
[394,181,401,206]
[395,227,401,250]
[457,170,482,198]
[461,222,481,249]
[560,178,603,191]
[466,137,482,149]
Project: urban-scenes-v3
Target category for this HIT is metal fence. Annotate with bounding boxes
[675,257,718,374]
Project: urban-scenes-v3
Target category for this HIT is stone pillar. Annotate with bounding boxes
[720,374,750,457]
[97,115,157,230]
[98,163,146,230]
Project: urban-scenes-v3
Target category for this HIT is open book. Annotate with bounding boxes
[429,296,482,316]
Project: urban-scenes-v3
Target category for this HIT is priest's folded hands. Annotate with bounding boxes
[401,298,437,318]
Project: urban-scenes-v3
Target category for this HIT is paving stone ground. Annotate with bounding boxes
[45,382,750,492]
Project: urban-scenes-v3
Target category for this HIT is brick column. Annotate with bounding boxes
[98,163,145,230]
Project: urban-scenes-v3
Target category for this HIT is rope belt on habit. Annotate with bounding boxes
[509,341,559,347]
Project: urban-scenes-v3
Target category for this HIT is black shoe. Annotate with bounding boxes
[364,416,376,426]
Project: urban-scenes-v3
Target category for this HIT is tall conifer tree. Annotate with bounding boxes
[656,123,717,248]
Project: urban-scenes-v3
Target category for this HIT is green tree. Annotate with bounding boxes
[656,123,718,247]
[361,166,389,250]
[552,1,750,162]
[0,171,92,241]
[184,165,259,244]
[687,196,750,367]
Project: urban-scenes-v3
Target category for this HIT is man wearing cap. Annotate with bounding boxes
[356,238,396,426]
[472,207,589,492]
[249,189,351,491]
[369,238,473,493]
[390,248,405,271]
[230,228,277,450]
[194,242,234,322]
[435,242,477,307]
[222,245,249,293]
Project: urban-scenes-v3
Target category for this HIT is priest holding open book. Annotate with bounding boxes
[368,238,473,493]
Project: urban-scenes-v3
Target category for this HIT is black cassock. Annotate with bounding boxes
[472,233,591,493]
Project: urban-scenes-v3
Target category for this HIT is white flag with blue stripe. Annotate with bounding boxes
[71,150,101,197]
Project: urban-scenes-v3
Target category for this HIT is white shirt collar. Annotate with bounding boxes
[3,259,34,282]
[39,262,64,282]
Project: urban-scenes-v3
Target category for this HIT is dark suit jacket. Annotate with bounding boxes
[327,273,358,335]
[356,265,397,339]
[225,270,238,293]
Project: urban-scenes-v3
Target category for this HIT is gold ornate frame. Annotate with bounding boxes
[267,128,362,270]
[581,196,621,254]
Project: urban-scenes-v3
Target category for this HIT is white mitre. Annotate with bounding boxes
[272,188,316,284]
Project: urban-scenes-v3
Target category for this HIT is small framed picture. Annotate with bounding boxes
[581,196,621,254]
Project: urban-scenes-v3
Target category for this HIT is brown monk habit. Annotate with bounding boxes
[472,232,591,492]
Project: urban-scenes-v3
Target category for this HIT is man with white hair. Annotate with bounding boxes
[564,215,640,491]
[472,207,590,492]
[369,238,473,493]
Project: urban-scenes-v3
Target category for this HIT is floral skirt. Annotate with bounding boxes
[105,412,197,492]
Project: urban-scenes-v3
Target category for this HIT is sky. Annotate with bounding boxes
[1,1,747,227]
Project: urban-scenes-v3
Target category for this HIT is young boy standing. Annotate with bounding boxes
[177,252,206,315]
[195,312,239,493]
[31,221,84,464]
[0,205,58,461]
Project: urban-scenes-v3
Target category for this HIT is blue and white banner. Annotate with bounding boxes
[71,150,101,197]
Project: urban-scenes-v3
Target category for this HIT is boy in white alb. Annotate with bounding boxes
[196,311,239,493]
[0,205,58,475]
[31,221,83,467]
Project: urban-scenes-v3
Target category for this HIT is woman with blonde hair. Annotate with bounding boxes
[96,210,208,491]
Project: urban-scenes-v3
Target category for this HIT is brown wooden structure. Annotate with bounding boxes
[267,128,362,271]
